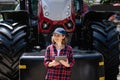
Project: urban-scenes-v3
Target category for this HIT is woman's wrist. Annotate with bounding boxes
[64,63,70,67]
[66,63,70,67]
[48,62,52,67]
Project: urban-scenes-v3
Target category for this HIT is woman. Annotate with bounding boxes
[44,28,75,80]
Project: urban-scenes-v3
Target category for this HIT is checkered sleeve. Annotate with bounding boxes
[44,46,52,67]
[68,46,75,68]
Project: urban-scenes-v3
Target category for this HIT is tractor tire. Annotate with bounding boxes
[0,20,27,80]
[90,20,119,80]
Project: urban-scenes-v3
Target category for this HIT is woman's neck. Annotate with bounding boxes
[55,43,64,50]
[56,42,62,47]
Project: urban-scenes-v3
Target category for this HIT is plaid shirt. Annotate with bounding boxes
[44,44,75,80]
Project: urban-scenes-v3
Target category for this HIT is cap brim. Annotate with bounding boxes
[53,31,64,35]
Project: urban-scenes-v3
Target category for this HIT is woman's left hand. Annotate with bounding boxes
[59,59,70,67]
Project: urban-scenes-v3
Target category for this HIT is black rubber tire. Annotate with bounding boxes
[0,20,27,80]
[90,20,119,80]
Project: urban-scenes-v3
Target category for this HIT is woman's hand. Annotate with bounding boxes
[48,60,60,67]
[59,59,70,67]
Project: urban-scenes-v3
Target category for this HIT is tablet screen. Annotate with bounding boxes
[55,56,67,62]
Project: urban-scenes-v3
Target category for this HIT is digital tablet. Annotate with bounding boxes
[55,56,67,62]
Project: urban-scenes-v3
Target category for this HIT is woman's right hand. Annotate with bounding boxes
[48,60,60,67]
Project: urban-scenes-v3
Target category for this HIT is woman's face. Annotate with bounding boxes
[53,33,65,43]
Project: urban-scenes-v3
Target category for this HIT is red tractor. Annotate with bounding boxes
[0,0,119,80]
[37,0,76,48]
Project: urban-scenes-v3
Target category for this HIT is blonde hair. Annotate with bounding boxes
[51,35,67,45]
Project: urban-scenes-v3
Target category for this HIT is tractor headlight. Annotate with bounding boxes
[65,20,73,29]
[42,22,50,29]
[66,11,69,16]
[45,12,49,16]
[67,5,70,9]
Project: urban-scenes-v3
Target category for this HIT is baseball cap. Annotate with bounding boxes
[53,28,66,35]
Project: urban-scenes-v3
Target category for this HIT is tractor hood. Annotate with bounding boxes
[41,0,71,20]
